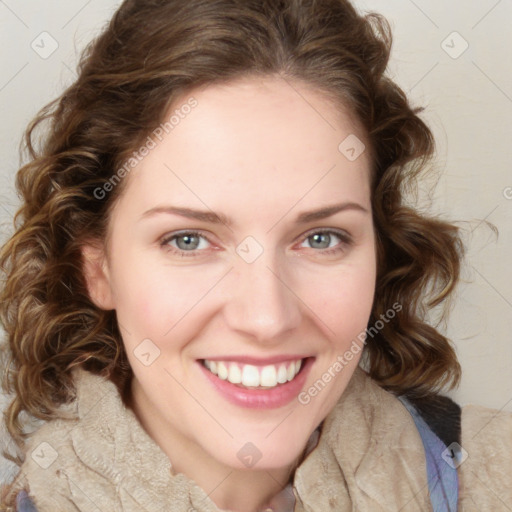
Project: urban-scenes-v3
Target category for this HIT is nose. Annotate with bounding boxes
[222,252,302,344]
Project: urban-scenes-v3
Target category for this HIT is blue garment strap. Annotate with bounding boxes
[398,397,459,512]
[15,490,38,512]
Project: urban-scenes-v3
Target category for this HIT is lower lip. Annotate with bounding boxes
[198,358,314,409]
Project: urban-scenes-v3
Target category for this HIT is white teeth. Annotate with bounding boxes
[203,358,304,389]
[276,364,288,384]
[286,362,295,382]
[228,363,242,384]
[241,365,260,387]
[260,365,277,387]
[217,361,228,380]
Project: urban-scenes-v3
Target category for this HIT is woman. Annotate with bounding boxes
[1,0,511,510]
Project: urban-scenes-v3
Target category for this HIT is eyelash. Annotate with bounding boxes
[159,228,353,258]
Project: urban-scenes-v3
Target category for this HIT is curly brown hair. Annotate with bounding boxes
[1,0,463,493]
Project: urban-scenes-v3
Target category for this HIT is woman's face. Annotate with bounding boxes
[84,76,376,472]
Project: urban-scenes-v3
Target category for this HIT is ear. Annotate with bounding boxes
[81,242,115,310]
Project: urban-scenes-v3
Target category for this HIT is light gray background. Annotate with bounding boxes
[1,0,511,483]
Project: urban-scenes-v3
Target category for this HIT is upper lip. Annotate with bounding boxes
[199,355,312,365]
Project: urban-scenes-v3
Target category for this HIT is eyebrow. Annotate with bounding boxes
[139,201,369,226]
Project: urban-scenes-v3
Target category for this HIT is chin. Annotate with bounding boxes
[205,430,313,472]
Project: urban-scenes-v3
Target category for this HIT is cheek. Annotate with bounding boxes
[306,260,376,343]
[110,254,220,339]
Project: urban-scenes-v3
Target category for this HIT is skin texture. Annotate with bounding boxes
[82,76,377,512]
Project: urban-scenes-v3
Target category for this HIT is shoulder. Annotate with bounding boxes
[458,404,512,507]
[4,368,175,510]
[1,369,109,510]
[0,417,78,510]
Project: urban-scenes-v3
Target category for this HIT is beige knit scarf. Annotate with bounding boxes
[6,367,440,511]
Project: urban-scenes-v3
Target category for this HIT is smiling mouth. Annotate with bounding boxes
[201,358,307,390]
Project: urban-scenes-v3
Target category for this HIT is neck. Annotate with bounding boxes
[128,382,299,512]
[175,452,296,512]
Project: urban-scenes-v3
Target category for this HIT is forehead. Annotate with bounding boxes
[114,76,372,225]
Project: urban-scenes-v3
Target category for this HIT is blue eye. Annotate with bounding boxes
[160,228,352,258]
[300,229,352,255]
[160,231,212,256]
